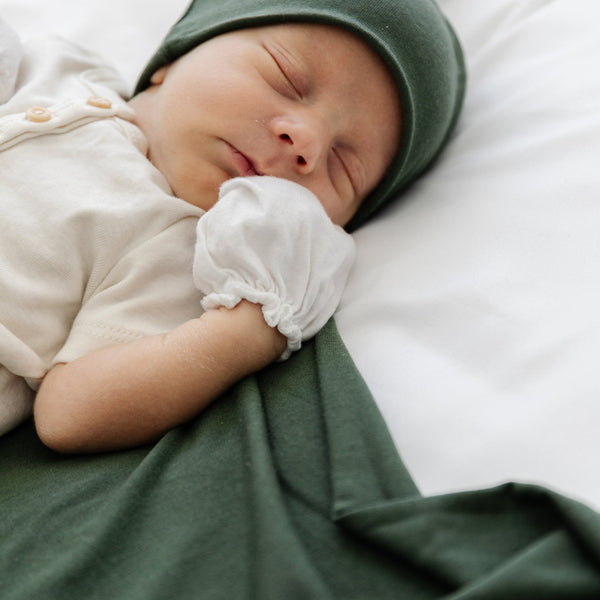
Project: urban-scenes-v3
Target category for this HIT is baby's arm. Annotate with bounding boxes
[35,176,353,454]
[35,301,285,453]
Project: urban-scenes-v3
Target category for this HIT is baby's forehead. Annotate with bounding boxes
[241,22,396,92]
[217,20,380,55]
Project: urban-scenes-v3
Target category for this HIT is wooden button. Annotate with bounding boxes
[87,96,112,109]
[25,107,51,123]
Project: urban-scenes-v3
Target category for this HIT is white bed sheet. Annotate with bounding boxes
[3,0,600,510]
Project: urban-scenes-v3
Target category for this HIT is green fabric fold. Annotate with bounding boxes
[1,319,600,599]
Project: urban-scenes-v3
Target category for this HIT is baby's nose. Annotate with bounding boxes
[271,115,327,174]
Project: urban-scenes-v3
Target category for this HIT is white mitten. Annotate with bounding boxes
[0,18,23,104]
[193,176,355,359]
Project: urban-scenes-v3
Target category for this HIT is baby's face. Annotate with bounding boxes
[131,22,401,226]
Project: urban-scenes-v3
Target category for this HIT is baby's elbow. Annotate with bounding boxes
[34,396,80,454]
[34,367,88,454]
[34,415,69,454]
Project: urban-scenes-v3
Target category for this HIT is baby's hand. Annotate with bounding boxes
[0,18,23,104]
[193,176,355,359]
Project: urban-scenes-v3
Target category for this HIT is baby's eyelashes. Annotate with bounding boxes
[263,43,306,99]
[332,148,356,195]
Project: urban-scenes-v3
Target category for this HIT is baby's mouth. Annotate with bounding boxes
[228,143,262,177]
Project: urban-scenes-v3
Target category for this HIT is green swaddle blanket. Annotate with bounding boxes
[3,321,600,599]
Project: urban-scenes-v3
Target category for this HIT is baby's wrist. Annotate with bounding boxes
[202,300,286,372]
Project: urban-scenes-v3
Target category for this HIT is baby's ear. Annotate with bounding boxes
[150,65,169,85]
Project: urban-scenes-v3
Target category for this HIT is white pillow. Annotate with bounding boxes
[0,0,189,92]
[337,0,600,510]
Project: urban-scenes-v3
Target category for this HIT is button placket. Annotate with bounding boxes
[1,95,123,151]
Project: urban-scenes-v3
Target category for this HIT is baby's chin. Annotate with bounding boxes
[166,176,223,213]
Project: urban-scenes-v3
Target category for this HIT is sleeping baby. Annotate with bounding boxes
[0,0,465,452]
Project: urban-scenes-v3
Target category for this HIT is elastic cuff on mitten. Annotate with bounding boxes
[201,291,301,361]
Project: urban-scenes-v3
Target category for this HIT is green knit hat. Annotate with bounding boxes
[136,0,466,230]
